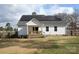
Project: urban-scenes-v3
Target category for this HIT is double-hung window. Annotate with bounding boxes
[46,26,49,32]
[54,26,57,31]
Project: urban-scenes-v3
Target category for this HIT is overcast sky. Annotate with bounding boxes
[0,4,79,28]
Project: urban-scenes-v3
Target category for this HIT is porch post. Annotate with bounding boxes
[27,25,28,35]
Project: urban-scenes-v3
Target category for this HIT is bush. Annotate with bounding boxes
[0,31,18,38]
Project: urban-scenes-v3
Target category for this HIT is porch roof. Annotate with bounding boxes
[26,18,41,26]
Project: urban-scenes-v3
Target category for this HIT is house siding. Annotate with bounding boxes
[18,25,27,36]
[39,26,66,35]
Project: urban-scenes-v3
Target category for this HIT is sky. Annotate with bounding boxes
[0,4,79,28]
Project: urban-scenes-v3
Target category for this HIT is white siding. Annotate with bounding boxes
[40,26,66,35]
[26,18,41,26]
[18,26,27,36]
[38,21,66,35]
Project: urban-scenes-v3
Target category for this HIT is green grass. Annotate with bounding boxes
[0,36,79,54]
[37,43,79,54]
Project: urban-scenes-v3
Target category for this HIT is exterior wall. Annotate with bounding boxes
[17,21,28,36]
[38,21,66,35]
[39,26,66,35]
[18,25,27,36]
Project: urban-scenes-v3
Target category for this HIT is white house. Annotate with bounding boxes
[17,12,70,37]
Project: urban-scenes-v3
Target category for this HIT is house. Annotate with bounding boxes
[17,12,72,37]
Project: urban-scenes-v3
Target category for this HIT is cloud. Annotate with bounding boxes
[0,4,43,27]
[43,5,75,15]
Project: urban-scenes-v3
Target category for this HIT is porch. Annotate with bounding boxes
[27,26,43,38]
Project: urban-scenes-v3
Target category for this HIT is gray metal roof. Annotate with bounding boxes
[19,15,62,21]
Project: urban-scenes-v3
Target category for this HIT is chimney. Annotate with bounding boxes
[32,12,36,15]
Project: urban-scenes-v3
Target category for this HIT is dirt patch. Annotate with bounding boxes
[0,46,38,54]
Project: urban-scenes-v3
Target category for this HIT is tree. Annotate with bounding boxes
[0,27,4,31]
[66,13,78,35]
[56,12,78,35]
[14,28,18,36]
[5,23,13,31]
[4,23,13,38]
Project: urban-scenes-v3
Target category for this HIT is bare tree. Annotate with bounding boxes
[56,12,78,35]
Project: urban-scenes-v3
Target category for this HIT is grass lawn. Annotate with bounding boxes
[0,36,79,54]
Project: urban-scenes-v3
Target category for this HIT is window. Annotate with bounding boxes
[54,26,57,31]
[46,26,49,31]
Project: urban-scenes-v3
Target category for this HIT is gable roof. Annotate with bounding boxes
[19,15,62,21]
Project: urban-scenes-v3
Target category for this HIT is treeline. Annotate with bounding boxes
[0,23,18,38]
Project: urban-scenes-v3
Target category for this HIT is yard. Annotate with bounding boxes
[0,36,79,54]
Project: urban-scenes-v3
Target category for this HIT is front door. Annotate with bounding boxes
[33,27,38,34]
[28,26,39,34]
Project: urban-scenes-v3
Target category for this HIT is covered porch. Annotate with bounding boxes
[27,25,43,38]
[28,26,40,35]
[26,18,43,38]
